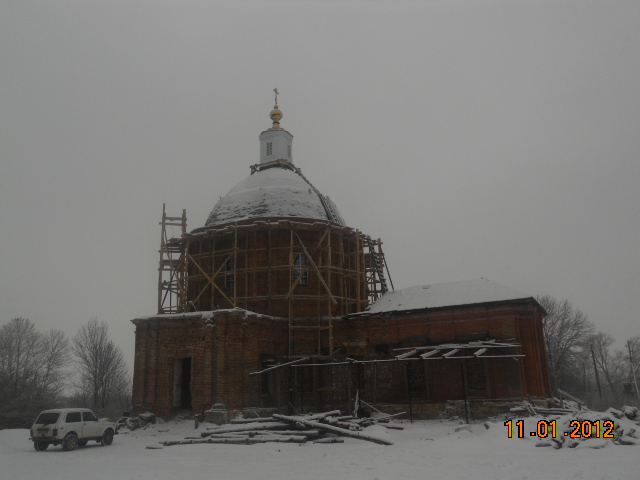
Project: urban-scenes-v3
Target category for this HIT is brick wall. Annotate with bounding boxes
[131,299,550,418]
[185,222,367,318]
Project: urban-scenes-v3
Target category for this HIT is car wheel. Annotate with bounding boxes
[33,441,49,451]
[101,429,114,446]
[62,433,78,452]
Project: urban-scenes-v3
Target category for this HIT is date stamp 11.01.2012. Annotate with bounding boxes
[504,419,615,439]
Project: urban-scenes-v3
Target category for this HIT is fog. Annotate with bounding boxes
[2,1,639,371]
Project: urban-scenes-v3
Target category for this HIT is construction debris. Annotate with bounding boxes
[510,401,581,416]
[272,414,394,445]
[141,403,640,454]
[159,410,397,447]
[523,408,640,450]
[622,406,638,420]
[116,412,157,432]
[512,401,640,423]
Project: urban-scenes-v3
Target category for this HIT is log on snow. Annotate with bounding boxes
[163,435,308,446]
[382,424,404,430]
[207,430,319,439]
[272,414,394,445]
[313,437,345,444]
[231,417,277,424]
[201,422,289,437]
[323,417,363,430]
[253,430,320,437]
[302,410,343,421]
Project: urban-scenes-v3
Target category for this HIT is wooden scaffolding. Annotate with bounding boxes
[158,210,391,352]
[157,208,392,410]
[157,204,187,314]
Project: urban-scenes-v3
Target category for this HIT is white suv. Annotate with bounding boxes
[30,408,115,451]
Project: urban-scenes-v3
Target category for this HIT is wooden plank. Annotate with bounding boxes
[420,350,440,359]
[395,349,417,360]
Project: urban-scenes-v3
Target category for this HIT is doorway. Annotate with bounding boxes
[173,357,192,410]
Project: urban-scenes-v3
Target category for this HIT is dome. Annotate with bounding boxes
[204,93,346,229]
[204,165,346,227]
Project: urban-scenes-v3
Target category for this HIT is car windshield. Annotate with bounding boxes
[35,412,60,425]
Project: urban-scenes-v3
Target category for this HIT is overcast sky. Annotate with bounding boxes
[2,0,639,370]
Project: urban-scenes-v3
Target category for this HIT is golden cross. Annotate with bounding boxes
[273,88,279,106]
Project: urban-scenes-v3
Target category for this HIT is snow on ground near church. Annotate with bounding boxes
[2,415,639,480]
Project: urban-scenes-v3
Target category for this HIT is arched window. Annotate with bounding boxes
[293,253,308,285]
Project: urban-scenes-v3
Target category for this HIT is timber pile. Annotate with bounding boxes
[159,410,398,447]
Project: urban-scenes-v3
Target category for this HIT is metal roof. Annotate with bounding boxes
[361,278,534,315]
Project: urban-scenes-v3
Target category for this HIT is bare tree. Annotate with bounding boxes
[625,335,640,400]
[0,318,70,427]
[590,332,626,401]
[72,318,129,414]
[32,330,70,404]
[536,295,594,391]
[0,318,40,394]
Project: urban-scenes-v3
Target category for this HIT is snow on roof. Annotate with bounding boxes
[131,308,278,323]
[362,278,533,315]
[204,166,344,227]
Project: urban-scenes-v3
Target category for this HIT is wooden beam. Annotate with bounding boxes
[395,349,417,360]
[249,357,309,377]
[187,252,233,306]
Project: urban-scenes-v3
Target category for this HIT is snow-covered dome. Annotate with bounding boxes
[204,164,346,227]
[204,94,346,228]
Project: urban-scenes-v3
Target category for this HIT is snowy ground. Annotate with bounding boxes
[2,415,638,480]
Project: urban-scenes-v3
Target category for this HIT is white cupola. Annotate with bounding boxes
[259,88,293,164]
[204,89,347,228]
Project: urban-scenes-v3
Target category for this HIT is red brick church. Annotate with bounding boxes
[131,94,550,419]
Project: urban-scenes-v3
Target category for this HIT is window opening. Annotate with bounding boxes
[225,258,234,289]
[260,354,275,397]
[465,357,487,391]
[266,142,273,156]
[407,359,427,394]
[293,252,309,285]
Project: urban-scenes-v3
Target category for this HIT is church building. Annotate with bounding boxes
[131,93,550,419]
